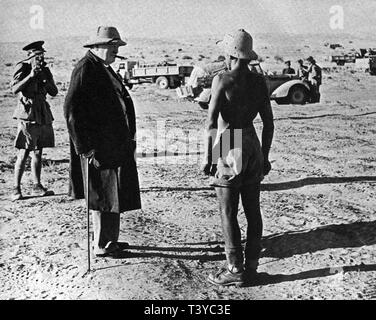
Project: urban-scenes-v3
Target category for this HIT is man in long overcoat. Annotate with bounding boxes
[63,26,141,257]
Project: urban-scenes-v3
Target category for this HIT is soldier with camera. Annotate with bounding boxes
[11,41,58,201]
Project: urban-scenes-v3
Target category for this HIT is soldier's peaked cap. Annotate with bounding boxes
[22,41,46,53]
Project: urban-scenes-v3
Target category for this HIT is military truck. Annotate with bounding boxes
[177,61,312,109]
[330,54,356,66]
[114,60,193,89]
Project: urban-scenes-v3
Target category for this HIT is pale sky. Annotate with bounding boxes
[0,0,375,42]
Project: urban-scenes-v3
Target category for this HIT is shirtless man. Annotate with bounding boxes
[202,29,274,286]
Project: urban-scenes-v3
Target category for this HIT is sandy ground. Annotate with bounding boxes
[0,34,375,300]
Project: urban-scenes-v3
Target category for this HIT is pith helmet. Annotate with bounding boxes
[84,26,127,48]
[219,29,258,60]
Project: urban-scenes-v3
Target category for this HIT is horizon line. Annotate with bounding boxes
[0,30,372,44]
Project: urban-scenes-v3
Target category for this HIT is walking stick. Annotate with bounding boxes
[86,157,91,272]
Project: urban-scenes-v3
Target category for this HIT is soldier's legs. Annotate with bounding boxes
[316,85,321,102]
[310,84,320,103]
[207,187,244,286]
[12,149,30,200]
[29,148,54,196]
[309,83,315,103]
[30,149,42,185]
[216,187,244,269]
[240,182,262,273]
[14,149,30,188]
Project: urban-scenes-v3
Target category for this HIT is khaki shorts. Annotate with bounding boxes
[14,121,55,150]
[210,154,264,188]
[210,131,264,189]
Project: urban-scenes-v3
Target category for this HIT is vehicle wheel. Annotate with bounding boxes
[288,86,308,104]
[156,76,169,89]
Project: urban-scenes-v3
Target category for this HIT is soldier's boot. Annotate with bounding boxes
[207,248,244,287]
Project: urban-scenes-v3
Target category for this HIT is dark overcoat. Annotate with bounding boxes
[63,51,141,213]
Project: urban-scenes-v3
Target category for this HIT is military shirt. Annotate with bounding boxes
[11,62,56,124]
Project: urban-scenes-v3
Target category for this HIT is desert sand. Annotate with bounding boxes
[0,32,375,300]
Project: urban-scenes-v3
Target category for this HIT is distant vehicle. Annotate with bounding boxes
[176,61,228,109]
[176,61,311,109]
[330,54,356,66]
[329,43,344,50]
[329,48,376,74]
[114,60,194,89]
[369,55,376,75]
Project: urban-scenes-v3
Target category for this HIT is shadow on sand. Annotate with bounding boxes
[182,220,376,259]
[243,263,376,287]
[95,220,376,285]
[262,175,376,191]
[260,220,376,258]
[272,111,376,121]
[19,193,67,200]
[140,175,376,193]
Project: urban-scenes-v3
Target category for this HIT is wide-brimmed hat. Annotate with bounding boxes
[84,26,127,48]
[217,29,258,60]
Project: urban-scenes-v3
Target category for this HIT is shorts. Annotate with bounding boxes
[210,129,264,188]
[210,155,264,188]
[14,121,55,150]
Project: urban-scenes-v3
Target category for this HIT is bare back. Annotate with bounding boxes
[217,69,269,129]
[205,63,274,168]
